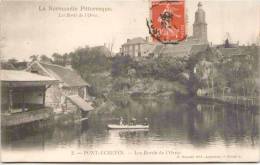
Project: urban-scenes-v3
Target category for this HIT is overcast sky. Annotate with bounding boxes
[0,0,259,61]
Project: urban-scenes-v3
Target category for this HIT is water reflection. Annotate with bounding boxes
[109,129,150,146]
[2,98,259,152]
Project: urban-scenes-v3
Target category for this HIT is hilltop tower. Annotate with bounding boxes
[193,2,208,43]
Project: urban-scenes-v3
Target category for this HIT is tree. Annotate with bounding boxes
[111,55,133,77]
[29,55,39,62]
[7,58,18,65]
[1,59,16,70]
[107,37,116,57]
[40,55,52,63]
[52,53,63,65]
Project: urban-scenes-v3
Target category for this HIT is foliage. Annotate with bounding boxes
[111,55,188,82]
[71,46,112,76]
[155,56,188,80]
[29,55,39,62]
[218,48,259,97]
[40,55,52,63]
[1,58,27,70]
[192,45,259,97]
[111,55,134,77]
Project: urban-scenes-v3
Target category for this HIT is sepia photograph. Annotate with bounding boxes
[0,0,259,162]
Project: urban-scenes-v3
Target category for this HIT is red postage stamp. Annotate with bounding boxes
[150,0,186,43]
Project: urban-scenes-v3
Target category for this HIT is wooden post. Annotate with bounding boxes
[222,88,225,100]
[8,88,13,113]
[22,88,25,112]
[138,44,141,56]
[84,87,87,100]
[43,87,46,107]
[211,70,215,99]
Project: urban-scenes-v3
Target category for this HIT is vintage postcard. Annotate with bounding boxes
[0,0,259,163]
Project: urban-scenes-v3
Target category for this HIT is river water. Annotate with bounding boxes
[1,98,259,162]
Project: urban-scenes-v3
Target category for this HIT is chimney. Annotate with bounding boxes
[64,56,73,70]
[145,36,150,42]
[127,39,130,43]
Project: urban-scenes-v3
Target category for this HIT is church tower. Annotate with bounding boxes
[193,2,208,43]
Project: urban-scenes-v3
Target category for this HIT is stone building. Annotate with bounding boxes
[26,61,93,115]
[120,37,154,57]
[192,2,207,43]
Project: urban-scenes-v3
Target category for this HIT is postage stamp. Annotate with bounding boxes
[150,0,186,43]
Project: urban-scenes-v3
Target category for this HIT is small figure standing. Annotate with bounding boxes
[130,117,136,125]
[119,117,124,125]
[144,117,149,125]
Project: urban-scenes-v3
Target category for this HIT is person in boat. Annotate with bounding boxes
[119,117,124,125]
[130,117,136,125]
[143,117,149,125]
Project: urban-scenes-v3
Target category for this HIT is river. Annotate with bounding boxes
[1,98,259,162]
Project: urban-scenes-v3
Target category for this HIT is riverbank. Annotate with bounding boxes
[196,95,259,108]
[85,69,260,117]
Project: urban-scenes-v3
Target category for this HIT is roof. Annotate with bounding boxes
[159,44,193,57]
[218,47,241,56]
[190,44,209,55]
[123,37,148,45]
[1,70,56,82]
[66,95,94,112]
[12,61,28,70]
[152,44,164,55]
[0,62,16,70]
[38,62,89,87]
[1,69,57,87]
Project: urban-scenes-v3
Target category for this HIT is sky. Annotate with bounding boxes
[0,0,259,61]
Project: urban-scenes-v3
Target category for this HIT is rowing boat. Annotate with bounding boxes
[107,124,149,129]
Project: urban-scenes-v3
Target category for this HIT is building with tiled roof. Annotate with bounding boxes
[190,44,210,56]
[38,62,89,87]
[1,69,57,83]
[149,42,210,58]
[158,44,193,57]
[120,37,154,57]
[26,61,93,114]
[218,47,241,57]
